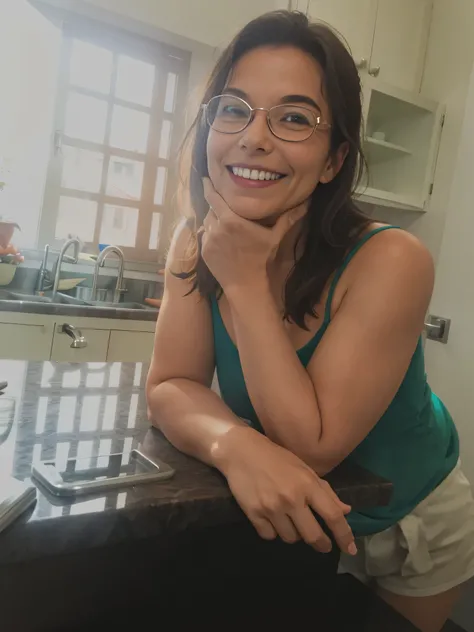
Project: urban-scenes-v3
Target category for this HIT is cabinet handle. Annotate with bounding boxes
[356,58,368,70]
[59,324,87,349]
[368,66,381,77]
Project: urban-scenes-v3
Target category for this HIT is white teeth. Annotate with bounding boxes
[231,167,282,181]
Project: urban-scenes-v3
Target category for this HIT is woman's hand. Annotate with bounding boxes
[201,178,306,293]
[214,425,357,555]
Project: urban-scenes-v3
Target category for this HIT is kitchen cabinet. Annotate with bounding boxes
[359,79,444,211]
[370,0,432,92]
[51,323,110,362]
[306,0,432,92]
[305,0,377,73]
[0,312,156,362]
[107,330,155,362]
[0,322,53,361]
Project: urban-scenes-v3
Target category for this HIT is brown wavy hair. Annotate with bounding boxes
[177,10,370,328]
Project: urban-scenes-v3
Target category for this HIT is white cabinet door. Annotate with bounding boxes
[51,323,110,362]
[0,322,52,360]
[370,0,432,92]
[107,330,155,363]
[307,0,377,68]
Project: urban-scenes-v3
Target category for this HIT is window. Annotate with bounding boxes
[39,21,189,262]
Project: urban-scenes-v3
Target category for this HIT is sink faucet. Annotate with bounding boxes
[91,245,125,303]
[52,238,81,300]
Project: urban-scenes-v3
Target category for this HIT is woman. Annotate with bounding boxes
[147,10,474,632]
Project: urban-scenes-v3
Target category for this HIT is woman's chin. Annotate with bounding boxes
[229,203,282,223]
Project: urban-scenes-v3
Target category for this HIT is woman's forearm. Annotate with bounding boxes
[147,378,250,470]
[227,284,323,464]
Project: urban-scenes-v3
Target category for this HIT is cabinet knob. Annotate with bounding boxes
[368,66,381,77]
[356,58,368,70]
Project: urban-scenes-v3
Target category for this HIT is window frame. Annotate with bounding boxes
[39,18,190,263]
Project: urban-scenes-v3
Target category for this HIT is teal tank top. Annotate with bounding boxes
[211,226,459,536]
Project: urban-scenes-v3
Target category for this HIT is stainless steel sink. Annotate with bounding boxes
[86,300,148,310]
[0,290,152,310]
[0,290,51,303]
[0,290,90,305]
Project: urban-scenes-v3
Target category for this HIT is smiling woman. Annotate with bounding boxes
[147,11,474,632]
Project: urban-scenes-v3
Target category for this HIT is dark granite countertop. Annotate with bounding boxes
[0,360,392,566]
[0,299,158,321]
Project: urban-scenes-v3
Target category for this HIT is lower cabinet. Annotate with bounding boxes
[107,330,155,362]
[50,323,111,362]
[0,322,53,361]
[0,312,156,362]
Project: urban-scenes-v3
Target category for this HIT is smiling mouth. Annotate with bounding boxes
[227,166,286,181]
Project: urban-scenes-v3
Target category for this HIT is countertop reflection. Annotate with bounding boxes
[0,360,391,566]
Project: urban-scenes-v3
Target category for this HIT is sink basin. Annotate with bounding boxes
[86,300,148,310]
[0,290,152,311]
[0,290,51,303]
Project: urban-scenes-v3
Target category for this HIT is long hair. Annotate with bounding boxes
[177,10,370,328]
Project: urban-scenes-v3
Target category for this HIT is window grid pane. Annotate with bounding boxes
[47,29,188,260]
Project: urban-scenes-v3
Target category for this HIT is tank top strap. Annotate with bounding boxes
[323,225,401,323]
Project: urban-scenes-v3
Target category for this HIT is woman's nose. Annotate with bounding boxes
[239,110,274,153]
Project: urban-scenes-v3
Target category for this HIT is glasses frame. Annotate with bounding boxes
[202,94,331,143]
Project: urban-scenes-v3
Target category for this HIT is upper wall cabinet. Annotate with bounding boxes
[306,0,433,93]
[371,0,432,92]
[305,0,377,72]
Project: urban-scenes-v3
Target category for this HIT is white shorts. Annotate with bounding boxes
[339,460,474,597]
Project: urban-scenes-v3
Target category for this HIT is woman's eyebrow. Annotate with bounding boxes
[280,94,322,112]
[222,87,322,112]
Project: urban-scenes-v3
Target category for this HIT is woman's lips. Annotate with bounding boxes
[227,169,286,189]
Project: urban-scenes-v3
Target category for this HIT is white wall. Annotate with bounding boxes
[371,0,474,266]
[0,0,61,248]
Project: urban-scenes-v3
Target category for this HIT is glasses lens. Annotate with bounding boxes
[206,95,251,134]
[269,105,318,141]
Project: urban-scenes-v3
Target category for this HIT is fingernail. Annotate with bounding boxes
[348,542,358,556]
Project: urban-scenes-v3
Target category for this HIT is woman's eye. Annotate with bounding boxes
[281,112,311,126]
[220,106,247,118]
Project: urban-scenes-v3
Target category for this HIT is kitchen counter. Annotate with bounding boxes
[0,360,392,566]
[0,298,159,321]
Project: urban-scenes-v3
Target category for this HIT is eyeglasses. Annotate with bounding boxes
[202,94,331,143]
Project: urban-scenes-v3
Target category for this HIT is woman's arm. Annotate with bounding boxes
[226,230,434,475]
[200,180,434,475]
[146,220,248,466]
[146,220,356,555]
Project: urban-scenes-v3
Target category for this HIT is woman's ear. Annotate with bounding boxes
[319,141,349,184]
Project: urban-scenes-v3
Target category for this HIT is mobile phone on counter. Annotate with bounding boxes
[0,478,36,534]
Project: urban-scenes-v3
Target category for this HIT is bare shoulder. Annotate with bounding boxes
[353,224,434,290]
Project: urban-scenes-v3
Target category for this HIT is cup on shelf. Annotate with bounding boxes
[98,243,110,252]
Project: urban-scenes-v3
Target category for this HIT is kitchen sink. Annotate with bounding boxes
[0,289,151,310]
[86,300,148,310]
[0,290,89,305]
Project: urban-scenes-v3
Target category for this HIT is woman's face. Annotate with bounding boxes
[206,45,345,222]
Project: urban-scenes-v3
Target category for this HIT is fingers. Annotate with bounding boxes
[269,514,301,544]
[251,516,278,541]
[272,203,307,240]
[308,487,357,556]
[320,479,352,515]
[291,505,333,552]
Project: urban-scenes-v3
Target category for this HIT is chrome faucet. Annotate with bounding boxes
[35,244,50,294]
[52,238,81,300]
[91,245,125,303]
